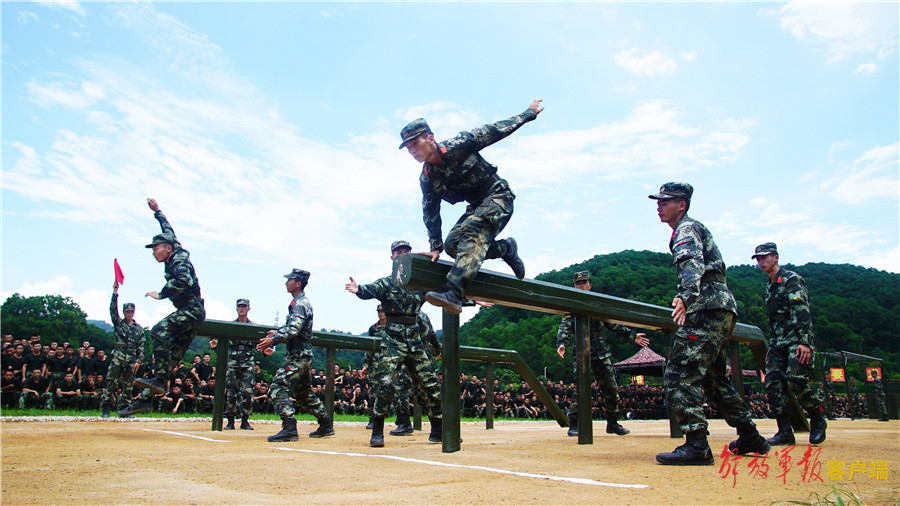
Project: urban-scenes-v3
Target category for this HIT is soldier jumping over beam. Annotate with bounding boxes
[120,198,206,416]
[399,100,544,314]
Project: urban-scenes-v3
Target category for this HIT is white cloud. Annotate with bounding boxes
[773,2,899,64]
[681,50,697,61]
[36,0,85,17]
[614,47,678,76]
[855,63,878,74]
[18,11,39,24]
[820,142,899,204]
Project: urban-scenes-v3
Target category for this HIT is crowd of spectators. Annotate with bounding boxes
[0,333,874,420]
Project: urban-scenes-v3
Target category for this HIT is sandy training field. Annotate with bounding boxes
[1,417,897,504]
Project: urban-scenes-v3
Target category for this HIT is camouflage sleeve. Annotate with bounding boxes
[418,311,441,357]
[603,322,636,342]
[158,252,198,299]
[154,210,176,237]
[271,300,309,345]
[420,177,443,252]
[671,223,704,312]
[110,292,121,327]
[784,275,813,347]
[355,277,387,302]
[445,109,538,157]
[367,323,381,337]
[556,315,574,349]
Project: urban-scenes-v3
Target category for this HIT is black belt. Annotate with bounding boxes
[772,314,787,322]
[701,271,726,284]
[385,315,417,325]
[467,174,501,205]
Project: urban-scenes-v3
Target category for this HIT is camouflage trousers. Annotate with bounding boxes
[371,325,441,419]
[443,186,514,296]
[664,309,751,433]
[369,351,412,416]
[225,354,254,418]
[269,353,327,420]
[568,356,620,419]
[142,298,205,400]
[54,393,82,410]
[848,396,861,419]
[874,392,887,418]
[764,344,822,418]
[101,349,140,411]
[19,391,53,409]
[823,394,835,418]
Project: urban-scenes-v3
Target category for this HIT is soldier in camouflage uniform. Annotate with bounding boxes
[752,242,826,445]
[819,371,835,420]
[847,378,861,420]
[650,183,769,466]
[209,298,258,430]
[258,269,334,442]
[345,240,443,447]
[120,198,206,416]
[101,282,144,418]
[556,270,649,437]
[399,101,544,314]
[871,370,889,421]
[364,305,415,436]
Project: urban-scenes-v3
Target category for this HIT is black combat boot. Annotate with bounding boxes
[267,417,299,442]
[366,416,374,430]
[766,417,795,446]
[428,417,443,443]
[309,415,335,438]
[808,409,827,445]
[566,415,578,437]
[501,238,526,280]
[390,413,414,436]
[101,407,110,419]
[656,429,714,466]
[606,415,630,435]
[425,286,463,314]
[224,416,235,430]
[240,415,253,430]
[879,414,889,422]
[134,377,166,395]
[727,421,771,455]
[117,399,152,417]
[370,417,385,447]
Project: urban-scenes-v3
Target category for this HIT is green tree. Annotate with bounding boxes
[1,293,113,349]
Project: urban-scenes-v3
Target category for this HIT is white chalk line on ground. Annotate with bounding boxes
[141,428,230,442]
[273,447,648,489]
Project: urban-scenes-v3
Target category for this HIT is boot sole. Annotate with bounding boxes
[389,430,414,436]
[655,456,715,466]
[425,293,462,314]
[268,436,299,442]
[117,403,152,417]
[370,440,385,447]
[309,431,335,438]
[134,378,166,395]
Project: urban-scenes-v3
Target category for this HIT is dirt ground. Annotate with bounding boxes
[1,417,897,505]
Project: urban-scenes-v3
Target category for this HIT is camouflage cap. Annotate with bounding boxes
[751,242,778,259]
[236,298,250,306]
[648,182,693,201]
[398,118,432,149]
[123,303,136,311]
[376,304,384,312]
[145,233,176,248]
[390,240,411,253]
[283,268,311,283]
[573,271,591,283]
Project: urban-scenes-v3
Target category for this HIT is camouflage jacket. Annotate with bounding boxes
[355,277,425,318]
[765,267,813,348]
[420,108,537,252]
[848,383,859,399]
[364,322,386,370]
[669,215,737,316]
[873,377,884,396]
[110,293,144,350]
[228,318,256,362]
[418,311,441,358]
[271,292,314,357]
[556,316,635,361]
[153,210,201,307]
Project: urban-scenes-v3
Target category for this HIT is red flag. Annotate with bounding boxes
[114,258,125,285]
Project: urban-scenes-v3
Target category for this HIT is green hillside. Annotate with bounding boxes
[459,250,900,382]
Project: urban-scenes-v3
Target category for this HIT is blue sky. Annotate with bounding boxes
[3,1,898,336]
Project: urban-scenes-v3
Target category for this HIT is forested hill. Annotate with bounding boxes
[459,250,900,380]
